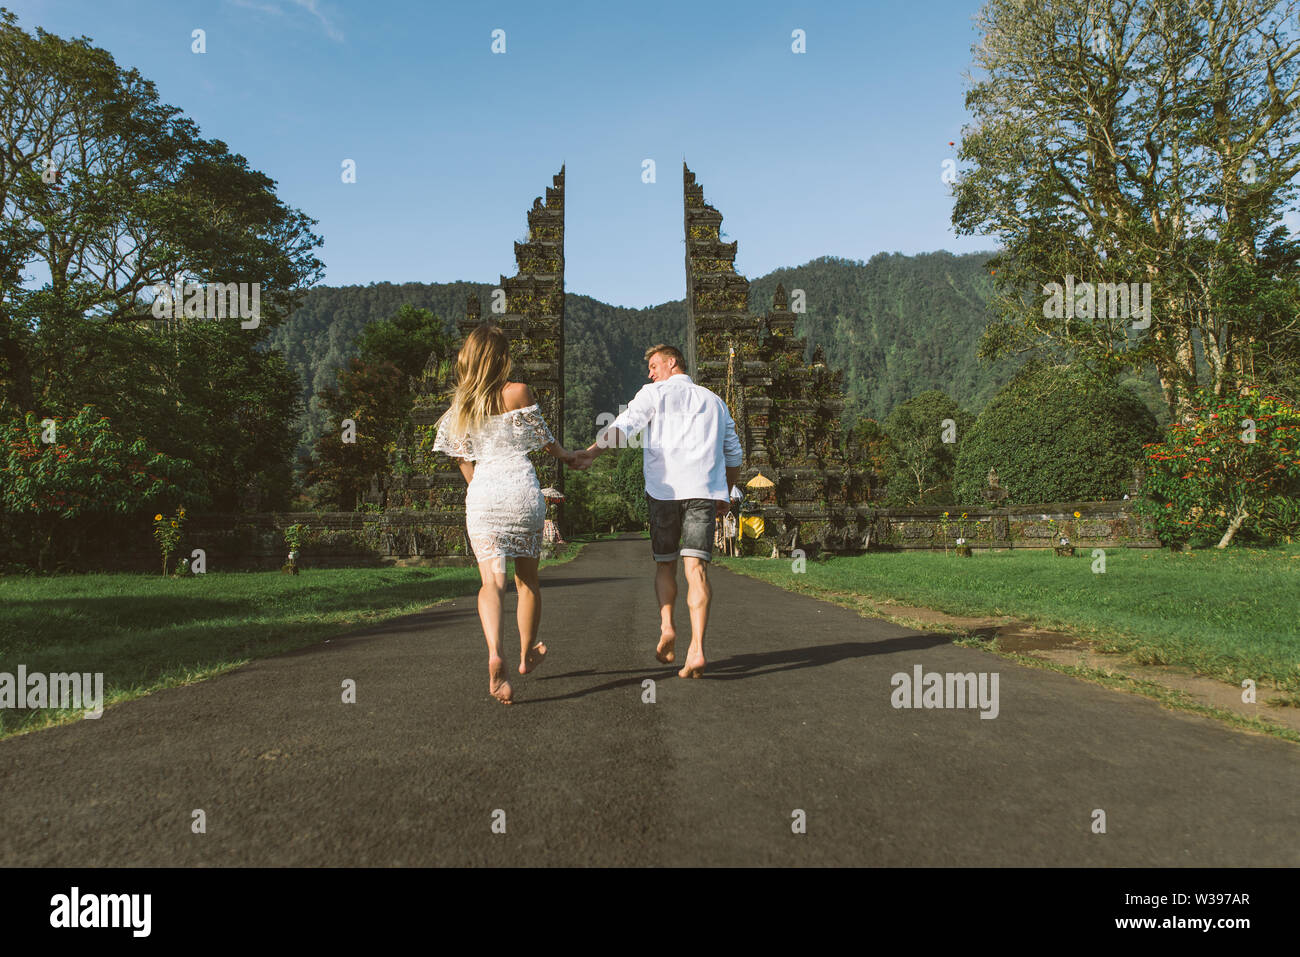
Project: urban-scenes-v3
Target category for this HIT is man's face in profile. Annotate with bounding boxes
[647,352,676,382]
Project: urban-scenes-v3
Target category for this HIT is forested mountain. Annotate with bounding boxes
[264,282,689,453]
[266,252,1171,462]
[753,252,1018,422]
[265,280,492,458]
[562,295,685,444]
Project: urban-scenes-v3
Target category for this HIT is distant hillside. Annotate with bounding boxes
[266,252,1171,461]
[562,295,685,444]
[264,282,687,455]
[755,252,1166,427]
[752,252,1015,421]
[265,280,492,461]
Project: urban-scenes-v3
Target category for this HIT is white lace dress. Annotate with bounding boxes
[432,404,556,561]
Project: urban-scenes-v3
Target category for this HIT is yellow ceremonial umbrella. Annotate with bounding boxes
[743,473,775,530]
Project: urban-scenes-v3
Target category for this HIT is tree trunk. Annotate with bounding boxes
[1152,319,1199,422]
[37,519,56,572]
[1230,344,1255,394]
[1205,304,1230,398]
[1216,502,1249,549]
[1175,320,1197,410]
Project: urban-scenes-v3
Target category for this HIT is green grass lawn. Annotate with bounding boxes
[719,544,1300,694]
[0,541,585,739]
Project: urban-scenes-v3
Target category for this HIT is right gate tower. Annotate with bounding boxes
[682,162,871,555]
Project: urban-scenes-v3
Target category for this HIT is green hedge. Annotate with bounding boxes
[953,362,1159,506]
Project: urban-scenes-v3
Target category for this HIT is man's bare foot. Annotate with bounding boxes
[655,632,676,664]
[489,657,513,704]
[519,641,547,675]
[677,654,705,679]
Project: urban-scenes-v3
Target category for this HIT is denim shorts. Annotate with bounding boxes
[647,495,715,562]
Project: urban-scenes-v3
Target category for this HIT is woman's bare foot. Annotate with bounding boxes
[677,653,705,679]
[519,641,547,675]
[489,657,513,704]
[655,631,676,664]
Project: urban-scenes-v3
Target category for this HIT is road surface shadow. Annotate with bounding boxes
[523,632,954,701]
[531,576,627,589]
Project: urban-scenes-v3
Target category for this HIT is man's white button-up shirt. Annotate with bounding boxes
[602,373,743,501]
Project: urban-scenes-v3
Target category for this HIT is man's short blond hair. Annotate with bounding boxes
[645,344,686,370]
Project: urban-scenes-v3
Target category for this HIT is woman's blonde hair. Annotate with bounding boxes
[438,324,512,438]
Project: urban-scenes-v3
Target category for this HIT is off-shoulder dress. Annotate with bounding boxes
[432,403,556,562]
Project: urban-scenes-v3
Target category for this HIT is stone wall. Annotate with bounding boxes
[730,499,1158,557]
[96,511,482,572]
[859,500,1156,552]
[92,497,1153,573]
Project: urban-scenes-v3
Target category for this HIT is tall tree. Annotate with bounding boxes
[882,391,975,506]
[0,11,323,509]
[305,305,456,509]
[307,358,408,511]
[841,416,892,494]
[953,0,1300,419]
[353,303,455,381]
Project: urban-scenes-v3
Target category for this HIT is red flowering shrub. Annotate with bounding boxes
[1134,390,1300,547]
[1,406,204,568]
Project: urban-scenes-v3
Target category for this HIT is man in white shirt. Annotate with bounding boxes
[573,344,742,678]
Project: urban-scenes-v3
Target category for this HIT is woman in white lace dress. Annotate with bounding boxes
[432,325,580,704]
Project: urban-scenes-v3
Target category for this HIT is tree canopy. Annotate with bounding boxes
[953,0,1300,419]
[0,10,323,516]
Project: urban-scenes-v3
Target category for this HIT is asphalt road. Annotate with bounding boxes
[1,535,1296,866]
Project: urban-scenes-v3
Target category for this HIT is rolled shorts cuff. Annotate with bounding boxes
[679,548,711,561]
[653,550,680,562]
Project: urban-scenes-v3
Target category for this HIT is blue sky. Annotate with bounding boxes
[8,0,997,307]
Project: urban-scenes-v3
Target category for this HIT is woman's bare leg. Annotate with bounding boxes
[514,557,546,674]
[477,556,512,703]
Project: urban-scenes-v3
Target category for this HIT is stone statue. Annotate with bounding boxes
[982,467,1008,503]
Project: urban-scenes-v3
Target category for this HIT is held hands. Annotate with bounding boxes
[565,447,596,471]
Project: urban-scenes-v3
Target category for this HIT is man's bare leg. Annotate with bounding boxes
[678,556,710,678]
[654,559,677,663]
